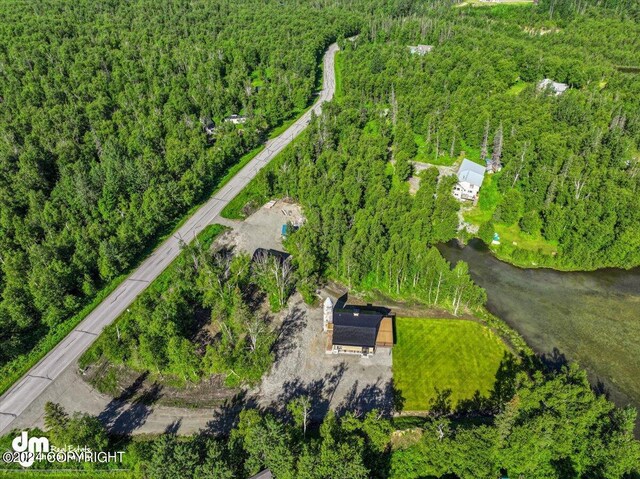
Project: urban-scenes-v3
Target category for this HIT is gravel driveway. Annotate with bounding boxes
[253,296,394,420]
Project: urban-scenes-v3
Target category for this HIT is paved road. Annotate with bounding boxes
[0,42,339,436]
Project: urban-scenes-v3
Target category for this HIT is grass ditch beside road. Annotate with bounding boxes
[221,136,299,220]
[334,51,344,100]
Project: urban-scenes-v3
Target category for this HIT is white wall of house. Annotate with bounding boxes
[453,181,480,200]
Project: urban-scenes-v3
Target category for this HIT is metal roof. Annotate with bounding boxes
[457,159,485,187]
[332,309,384,348]
[538,78,569,94]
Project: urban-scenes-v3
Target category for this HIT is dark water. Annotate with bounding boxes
[440,240,640,427]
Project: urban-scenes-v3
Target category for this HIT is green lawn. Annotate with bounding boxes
[506,80,529,95]
[463,174,557,263]
[334,51,344,100]
[494,223,558,256]
[393,318,510,411]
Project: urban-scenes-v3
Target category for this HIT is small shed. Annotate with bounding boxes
[252,248,290,265]
[224,114,248,124]
[204,121,216,135]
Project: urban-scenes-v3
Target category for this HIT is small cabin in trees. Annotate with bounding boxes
[485,157,502,174]
[408,45,434,55]
[224,114,248,124]
[453,159,485,201]
[537,78,569,96]
[204,121,216,135]
[251,248,290,265]
[323,298,394,357]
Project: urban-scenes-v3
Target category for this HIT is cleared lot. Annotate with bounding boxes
[254,294,395,419]
[8,200,394,435]
[215,199,304,255]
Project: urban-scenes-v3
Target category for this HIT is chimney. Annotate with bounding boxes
[323,297,334,332]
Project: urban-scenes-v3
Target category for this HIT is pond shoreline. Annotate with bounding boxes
[439,239,640,435]
[454,237,640,273]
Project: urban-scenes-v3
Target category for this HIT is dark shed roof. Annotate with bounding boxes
[332,309,384,348]
[251,248,290,264]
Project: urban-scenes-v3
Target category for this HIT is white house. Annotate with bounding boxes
[537,78,569,96]
[453,159,485,201]
[408,45,434,55]
[224,114,248,125]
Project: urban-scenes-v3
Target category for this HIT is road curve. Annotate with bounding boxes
[0,42,339,435]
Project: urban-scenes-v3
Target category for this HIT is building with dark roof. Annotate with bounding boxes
[323,298,394,356]
[251,248,290,265]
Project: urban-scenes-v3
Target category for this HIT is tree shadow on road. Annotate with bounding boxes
[336,378,397,418]
[203,391,258,437]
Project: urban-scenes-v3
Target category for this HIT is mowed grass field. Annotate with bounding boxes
[393,318,510,411]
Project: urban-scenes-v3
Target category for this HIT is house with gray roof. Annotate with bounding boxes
[537,78,569,96]
[323,298,394,357]
[453,159,485,201]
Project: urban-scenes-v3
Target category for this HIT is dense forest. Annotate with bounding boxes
[1,0,640,475]
[223,0,640,314]
[2,364,638,477]
[0,0,358,372]
[333,1,640,270]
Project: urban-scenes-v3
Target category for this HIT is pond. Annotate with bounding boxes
[439,240,640,430]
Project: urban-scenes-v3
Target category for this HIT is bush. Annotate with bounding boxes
[477,221,495,245]
[493,189,524,226]
[519,210,542,235]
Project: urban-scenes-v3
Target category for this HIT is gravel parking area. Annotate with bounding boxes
[215,199,304,255]
[253,295,395,420]
[217,201,395,419]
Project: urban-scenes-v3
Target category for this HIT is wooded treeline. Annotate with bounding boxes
[3,365,638,478]
[0,0,358,368]
[80,225,299,387]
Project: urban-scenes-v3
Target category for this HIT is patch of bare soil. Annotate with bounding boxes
[390,428,424,450]
[83,359,239,409]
